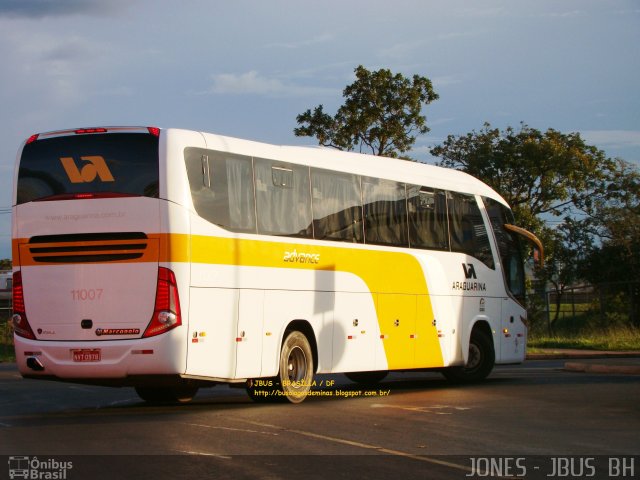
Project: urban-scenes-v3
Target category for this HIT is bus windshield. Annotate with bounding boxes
[17,132,159,204]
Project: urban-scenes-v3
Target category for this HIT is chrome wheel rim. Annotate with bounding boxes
[287,346,307,382]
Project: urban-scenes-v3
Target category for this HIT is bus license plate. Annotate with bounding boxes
[71,349,101,362]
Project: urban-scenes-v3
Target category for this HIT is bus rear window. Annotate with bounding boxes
[17,133,159,204]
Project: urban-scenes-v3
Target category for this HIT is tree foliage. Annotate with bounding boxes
[294,65,438,158]
[580,159,640,286]
[431,122,617,232]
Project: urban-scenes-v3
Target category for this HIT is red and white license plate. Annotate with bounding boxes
[71,349,101,362]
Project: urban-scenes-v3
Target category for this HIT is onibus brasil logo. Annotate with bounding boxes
[8,456,73,479]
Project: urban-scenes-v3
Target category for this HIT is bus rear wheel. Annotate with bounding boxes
[135,386,198,404]
[442,329,494,383]
[276,330,314,404]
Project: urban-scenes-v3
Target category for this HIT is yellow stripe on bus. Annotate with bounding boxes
[183,234,444,370]
[13,233,445,369]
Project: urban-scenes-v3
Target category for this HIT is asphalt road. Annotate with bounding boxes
[1,360,639,480]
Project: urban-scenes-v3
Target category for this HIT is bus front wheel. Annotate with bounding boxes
[442,329,495,383]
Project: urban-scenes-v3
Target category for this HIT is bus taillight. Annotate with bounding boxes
[143,267,182,338]
[12,271,36,340]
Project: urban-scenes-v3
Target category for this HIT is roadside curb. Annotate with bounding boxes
[526,350,640,375]
[526,351,640,360]
[564,362,640,375]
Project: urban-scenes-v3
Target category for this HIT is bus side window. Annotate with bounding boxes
[448,192,494,269]
[362,177,408,247]
[311,169,363,243]
[255,159,313,238]
[184,148,256,233]
[407,186,449,250]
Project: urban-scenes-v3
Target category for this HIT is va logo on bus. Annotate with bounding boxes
[452,263,487,292]
[462,263,477,279]
[60,155,115,183]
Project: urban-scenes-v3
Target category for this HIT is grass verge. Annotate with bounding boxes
[528,327,640,352]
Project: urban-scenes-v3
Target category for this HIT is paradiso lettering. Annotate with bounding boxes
[283,249,320,265]
[60,155,115,183]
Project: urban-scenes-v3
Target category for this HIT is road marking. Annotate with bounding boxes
[236,419,472,474]
[108,398,139,407]
[175,450,232,459]
[371,403,471,414]
[183,422,280,436]
[67,385,96,392]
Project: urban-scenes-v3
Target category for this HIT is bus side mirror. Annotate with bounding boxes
[504,224,544,267]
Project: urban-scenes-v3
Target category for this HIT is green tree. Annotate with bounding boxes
[294,65,438,158]
[430,122,616,232]
[580,160,640,325]
[581,159,640,253]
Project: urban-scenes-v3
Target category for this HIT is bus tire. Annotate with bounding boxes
[344,370,388,385]
[135,386,198,404]
[442,329,495,383]
[276,330,314,404]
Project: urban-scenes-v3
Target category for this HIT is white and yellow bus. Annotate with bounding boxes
[12,126,542,403]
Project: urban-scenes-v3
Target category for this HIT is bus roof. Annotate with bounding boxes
[17,126,509,208]
[190,128,509,207]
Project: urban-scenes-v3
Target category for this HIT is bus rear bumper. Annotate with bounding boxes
[14,333,188,384]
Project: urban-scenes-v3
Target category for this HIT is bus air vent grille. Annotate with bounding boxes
[27,232,149,263]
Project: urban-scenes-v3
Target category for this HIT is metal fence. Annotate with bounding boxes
[529,281,640,334]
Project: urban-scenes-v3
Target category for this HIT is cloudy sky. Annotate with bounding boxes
[0,0,638,259]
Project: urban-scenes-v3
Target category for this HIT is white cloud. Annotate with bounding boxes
[542,10,584,18]
[289,61,358,80]
[207,71,335,98]
[0,29,111,105]
[0,0,132,18]
[436,30,486,41]
[209,71,284,95]
[426,117,456,127]
[378,41,422,61]
[581,130,640,149]
[432,75,463,88]
[264,32,335,50]
[455,6,506,18]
